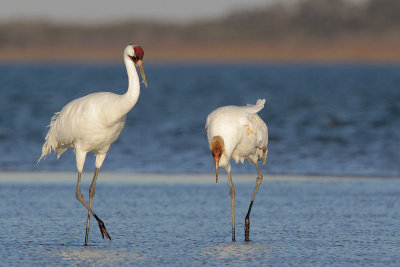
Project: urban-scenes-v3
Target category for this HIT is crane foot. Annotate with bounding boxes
[93,214,111,240]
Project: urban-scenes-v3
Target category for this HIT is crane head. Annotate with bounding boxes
[126,44,148,88]
[210,136,224,183]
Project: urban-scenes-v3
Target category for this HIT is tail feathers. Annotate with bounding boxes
[256,99,266,107]
[37,128,67,164]
[37,139,67,164]
[246,99,266,113]
[37,112,63,165]
[37,140,52,165]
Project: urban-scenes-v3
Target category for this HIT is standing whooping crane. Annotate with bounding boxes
[37,44,147,245]
[205,99,268,242]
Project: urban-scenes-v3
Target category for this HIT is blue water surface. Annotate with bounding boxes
[1,177,400,266]
[0,63,399,176]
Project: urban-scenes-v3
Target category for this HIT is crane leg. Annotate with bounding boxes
[76,171,111,245]
[84,168,101,245]
[245,162,263,242]
[227,170,236,242]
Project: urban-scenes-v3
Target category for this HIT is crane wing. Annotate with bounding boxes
[245,99,266,114]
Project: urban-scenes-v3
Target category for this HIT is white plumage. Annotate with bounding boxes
[206,99,268,167]
[205,99,268,241]
[40,93,125,161]
[38,44,147,245]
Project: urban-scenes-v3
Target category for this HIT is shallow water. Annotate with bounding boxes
[1,177,400,266]
[0,63,399,176]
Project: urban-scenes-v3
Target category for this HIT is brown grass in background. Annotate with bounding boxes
[1,0,400,63]
[1,41,400,63]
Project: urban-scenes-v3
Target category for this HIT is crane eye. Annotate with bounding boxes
[129,55,138,63]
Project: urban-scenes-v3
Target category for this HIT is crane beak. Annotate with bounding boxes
[136,59,147,88]
[214,160,219,183]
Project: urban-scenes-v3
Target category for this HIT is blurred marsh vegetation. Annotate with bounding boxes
[0,0,399,62]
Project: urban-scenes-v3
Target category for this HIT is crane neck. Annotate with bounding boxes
[122,54,141,113]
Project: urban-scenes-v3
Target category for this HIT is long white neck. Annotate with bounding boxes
[120,53,141,114]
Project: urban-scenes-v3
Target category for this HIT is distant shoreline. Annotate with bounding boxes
[2,41,400,63]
